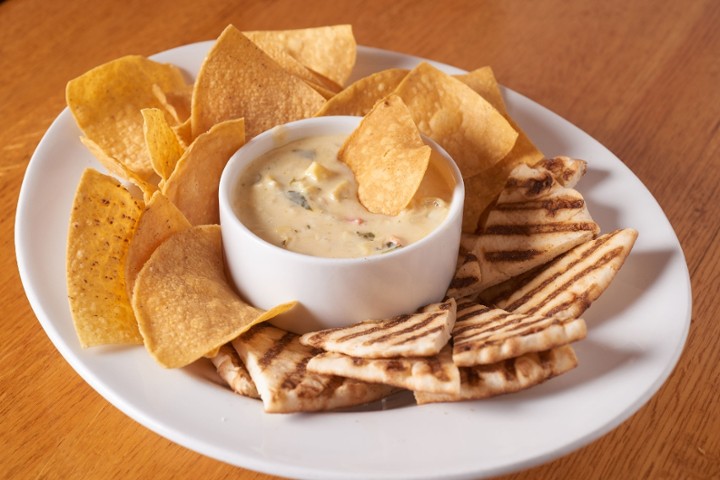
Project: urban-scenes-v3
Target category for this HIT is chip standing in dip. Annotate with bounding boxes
[233,134,454,258]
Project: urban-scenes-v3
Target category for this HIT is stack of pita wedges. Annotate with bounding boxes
[210,156,637,412]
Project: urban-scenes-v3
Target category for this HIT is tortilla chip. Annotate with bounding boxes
[66,55,190,179]
[455,66,507,114]
[392,62,518,178]
[125,190,191,299]
[67,168,144,347]
[244,25,356,86]
[142,108,185,183]
[455,66,545,232]
[152,83,192,124]
[132,225,296,368]
[315,68,409,117]
[162,118,245,225]
[79,136,157,199]
[190,25,325,139]
[243,34,342,95]
[173,118,193,148]
[338,94,431,215]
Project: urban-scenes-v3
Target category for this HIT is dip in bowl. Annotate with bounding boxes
[219,116,464,334]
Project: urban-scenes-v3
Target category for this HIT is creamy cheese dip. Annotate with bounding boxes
[233,134,454,258]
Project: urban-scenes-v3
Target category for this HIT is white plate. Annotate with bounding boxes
[15,42,692,480]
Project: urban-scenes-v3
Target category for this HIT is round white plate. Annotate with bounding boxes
[15,42,692,480]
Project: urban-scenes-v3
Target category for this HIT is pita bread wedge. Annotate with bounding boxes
[481,228,638,320]
[210,344,259,399]
[534,156,587,188]
[307,345,460,394]
[415,345,578,404]
[463,159,600,294]
[452,302,586,366]
[446,247,483,299]
[232,324,394,413]
[299,299,456,358]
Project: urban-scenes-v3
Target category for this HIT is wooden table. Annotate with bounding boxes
[2,0,718,478]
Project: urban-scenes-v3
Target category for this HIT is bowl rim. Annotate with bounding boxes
[218,115,465,266]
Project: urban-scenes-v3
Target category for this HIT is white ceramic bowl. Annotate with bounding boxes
[218,116,464,334]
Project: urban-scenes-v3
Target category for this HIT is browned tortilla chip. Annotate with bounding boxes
[338,94,431,215]
[67,168,144,347]
[162,118,245,225]
[141,108,185,183]
[66,55,190,179]
[315,68,409,117]
[244,25,356,86]
[190,25,325,139]
[392,62,518,178]
[125,191,191,299]
[132,225,296,368]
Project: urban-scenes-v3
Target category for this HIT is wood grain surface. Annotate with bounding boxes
[1,0,718,479]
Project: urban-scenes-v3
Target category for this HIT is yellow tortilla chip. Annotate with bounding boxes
[125,191,191,299]
[173,118,193,148]
[162,117,245,225]
[456,67,544,232]
[315,68,409,117]
[79,137,156,200]
[152,83,192,124]
[339,95,431,216]
[392,62,518,178]
[243,34,342,95]
[132,225,296,368]
[142,108,185,183]
[244,25,356,86]
[455,66,507,114]
[66,55,190,179]
[66,168,144,347]
[190,25,325,139]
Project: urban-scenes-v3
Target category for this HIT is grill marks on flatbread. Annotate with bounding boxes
[481,228,638,320]
[447,247,483,299]
[210,344,259,399]
[414,345,578,405]
[299,299,456,358]
[464,157,600,292]
[452,302,586,366]
[232,323,394,413]
[307,345,460,394]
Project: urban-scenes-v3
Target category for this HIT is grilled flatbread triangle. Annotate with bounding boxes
[415,345,578,404]
[307,345,460,394]
[299,299,456,358]
[452,301,586,366]
[480,228,638,320]
[446,246,483,299]
[210,344,259,399]
[474,162,599,288]
[232,324,394,413]
[448,158,599,298]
